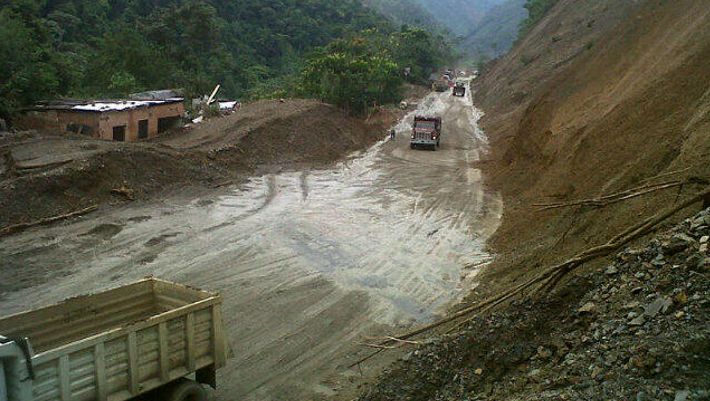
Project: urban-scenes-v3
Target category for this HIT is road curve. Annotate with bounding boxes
[0,87,502,401]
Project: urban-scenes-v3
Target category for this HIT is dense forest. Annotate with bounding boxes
[0,0,452,119]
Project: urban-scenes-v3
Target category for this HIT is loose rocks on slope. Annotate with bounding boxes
[360,208,710,401]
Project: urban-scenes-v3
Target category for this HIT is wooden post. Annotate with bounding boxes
[158,322,169,382]
[127,332,139,394]
[186,313,196,371]
[95,343,107,401]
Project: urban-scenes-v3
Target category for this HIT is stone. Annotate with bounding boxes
[663,234,693,255]
[644,296,673,318]
[700,235,709,244]
[674,390,690,401]
[629,315,646,326]
[578,302,596,314]
[700,243,708,253]
[474,368,483,375]
[537,346,552,359]
[673,292,688,305]
[604,265,618,275]
[631,286,644,294]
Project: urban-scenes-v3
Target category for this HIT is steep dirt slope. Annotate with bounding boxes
[475,0,710,294]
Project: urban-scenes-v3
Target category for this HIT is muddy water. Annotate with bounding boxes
[0,88,502,401]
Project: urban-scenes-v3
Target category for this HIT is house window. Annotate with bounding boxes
[112,126,126,142]
[138,119,149,139]
[157,116,181,133]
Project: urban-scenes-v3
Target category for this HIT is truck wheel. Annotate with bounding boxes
[164,379,207,401]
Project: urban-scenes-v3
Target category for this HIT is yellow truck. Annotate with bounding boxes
[0,278,230,401]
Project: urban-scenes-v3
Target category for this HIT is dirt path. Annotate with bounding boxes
[0,87,502,401]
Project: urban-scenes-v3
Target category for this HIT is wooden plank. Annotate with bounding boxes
[211,304,227,368]
[127,332,139,395]
[185,313,196,371]
[95,343,107,401]
[59,355,71,401]
[158,322,169,382]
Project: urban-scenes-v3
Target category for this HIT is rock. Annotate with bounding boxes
[700,243,708,253]
[605,265,619,275]
[537,346,552,359]
[644,296,673,318]
[701,235,709,244]
[630,315,646,326]
[686,254,704,271]
[578,302,596,314]
[631,286,644,294]
[663,234,693,255]
[674,390,690,401]
[474,368,483,375]
[673,292,688,305]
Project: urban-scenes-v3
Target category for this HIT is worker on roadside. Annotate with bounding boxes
[390,129,396,141]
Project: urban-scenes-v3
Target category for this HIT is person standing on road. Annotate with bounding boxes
[390,129,396,141]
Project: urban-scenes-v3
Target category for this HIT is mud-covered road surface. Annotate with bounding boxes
[0,88,502,401]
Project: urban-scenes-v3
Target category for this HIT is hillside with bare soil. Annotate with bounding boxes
[476,0,710,295]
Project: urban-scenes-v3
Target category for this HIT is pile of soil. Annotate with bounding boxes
[0,133,219,228]
[160,99,390,171]
[0,98,399,229]
[359,208,710,401]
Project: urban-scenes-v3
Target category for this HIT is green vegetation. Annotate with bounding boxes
[0,0,395,119]
[299,27,452,115]
[518,0,559,39]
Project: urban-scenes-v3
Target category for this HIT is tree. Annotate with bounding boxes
[299,37,402,115]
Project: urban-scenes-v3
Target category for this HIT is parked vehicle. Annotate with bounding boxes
[410,116,442,150]
[0,278,230,401]
[453,81,466,97]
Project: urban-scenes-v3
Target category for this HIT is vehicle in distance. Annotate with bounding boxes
[410,116,441,150]
[453,81,466,97]
[0,278,231,401]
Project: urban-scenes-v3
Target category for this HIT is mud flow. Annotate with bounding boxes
[0,87,501,401]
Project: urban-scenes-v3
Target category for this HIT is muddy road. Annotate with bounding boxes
[0,88,502,401]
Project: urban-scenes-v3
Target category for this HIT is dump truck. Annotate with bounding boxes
[0,278,230,401]
[452,82,466,97]
[410,116,442,150]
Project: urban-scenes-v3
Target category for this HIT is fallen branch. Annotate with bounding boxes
[535,181,683,211]
[353,188,710,365]
[111,186,135,201]
[16,159,73,171]
[0,205,99,238]
[641,167,691,183]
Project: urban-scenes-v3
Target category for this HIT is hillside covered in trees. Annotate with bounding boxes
[0,0,452,119]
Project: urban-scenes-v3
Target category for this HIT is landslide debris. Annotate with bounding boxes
[0,99,399,229]
[359,208,710,401]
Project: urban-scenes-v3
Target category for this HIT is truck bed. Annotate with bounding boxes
[0,278,229,401]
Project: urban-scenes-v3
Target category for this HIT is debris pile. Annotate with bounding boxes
[360,208,710,401]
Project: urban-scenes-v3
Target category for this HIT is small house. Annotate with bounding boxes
[17,97,185,142]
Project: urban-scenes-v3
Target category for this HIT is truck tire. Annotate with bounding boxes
[164,379,207,401]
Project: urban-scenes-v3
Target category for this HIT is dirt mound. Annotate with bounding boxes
[360,209,710,401]
[160,99,387,170]
[0,133,219,228]
[472,0,710,296]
